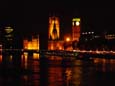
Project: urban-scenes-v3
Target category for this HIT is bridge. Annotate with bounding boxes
[1,49,115,59]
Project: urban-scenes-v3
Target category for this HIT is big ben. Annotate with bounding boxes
[72,18,81,42]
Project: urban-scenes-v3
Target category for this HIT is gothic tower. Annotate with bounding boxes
[48,16,60,40]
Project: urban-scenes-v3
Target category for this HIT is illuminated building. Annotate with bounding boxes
[105,34,115,40]
[72,18,81,42]
[23,35,39,50]
[48,16,64,50]
[1,26,14,49]
[23,35,40,59]
[48,16,60,40]
[48,41,64,50]
[23,35,39,56]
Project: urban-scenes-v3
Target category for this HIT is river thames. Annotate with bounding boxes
[0,52,115,86]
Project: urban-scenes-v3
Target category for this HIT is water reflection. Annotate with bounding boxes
[0,52,21,86]
[0,52,115,86]
[65,68,72,86]
[21,52,28,69]
[47,56,73,86]
[93,58,115,72]
[0,55,2,63]
[71,60,83,86]
[21,53,40,86]
[48,66,64,86]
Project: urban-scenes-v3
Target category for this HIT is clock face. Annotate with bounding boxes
[76,21,80,26]
[72,21,80,26]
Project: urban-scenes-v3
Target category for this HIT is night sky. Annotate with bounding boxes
[0,1,114,35]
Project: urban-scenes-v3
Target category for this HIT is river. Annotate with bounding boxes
[0,52,115,86]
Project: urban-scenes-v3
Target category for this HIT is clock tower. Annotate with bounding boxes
[72,18,81,42]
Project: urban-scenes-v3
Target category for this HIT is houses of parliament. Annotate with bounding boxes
[48,16,81,50]
[0,16,81,51]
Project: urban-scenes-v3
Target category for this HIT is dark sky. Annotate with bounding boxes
[0,1,114,35]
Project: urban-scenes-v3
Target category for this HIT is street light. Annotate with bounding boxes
[66,37,71,42]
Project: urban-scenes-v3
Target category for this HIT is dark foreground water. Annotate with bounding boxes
[0,52,115,86]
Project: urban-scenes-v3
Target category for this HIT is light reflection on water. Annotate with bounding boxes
[0,52,115,86]
[21,53,40,86]
[0,55,2,63]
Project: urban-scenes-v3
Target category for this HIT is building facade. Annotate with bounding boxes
[48,16,64,50]
[48,16,60,40]
[23,35,39,50]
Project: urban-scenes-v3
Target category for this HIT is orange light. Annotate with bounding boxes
[33,53,39,59]
[66,37,70,42]
[23,36,39,50]
[49,16,60,40]
[0,55,2,63]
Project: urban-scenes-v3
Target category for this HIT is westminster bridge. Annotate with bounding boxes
[1,49,115,59]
